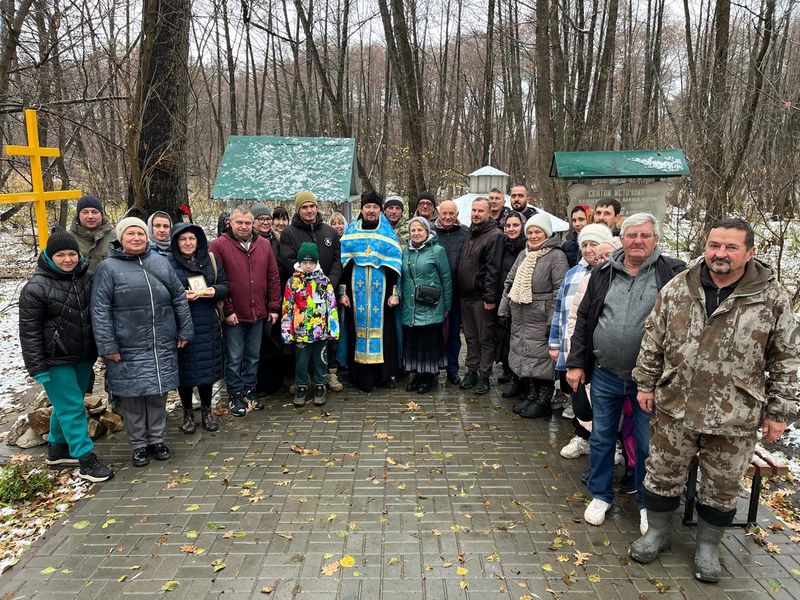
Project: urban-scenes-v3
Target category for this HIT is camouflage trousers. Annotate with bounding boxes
[644,411,758,513]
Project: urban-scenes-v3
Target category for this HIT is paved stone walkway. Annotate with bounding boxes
[1,376,798,599]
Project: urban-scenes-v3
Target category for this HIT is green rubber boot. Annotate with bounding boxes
[694,516,724,583]
[628,509,674,563]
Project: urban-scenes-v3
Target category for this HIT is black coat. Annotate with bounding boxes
[278,214,342,288]
[19,254,97,377]
[499,235,526,289]
[457,220,504,303]
[562,232,580,268]
[169,223,229,387]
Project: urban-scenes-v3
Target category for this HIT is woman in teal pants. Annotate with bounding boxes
[19,227,113,482]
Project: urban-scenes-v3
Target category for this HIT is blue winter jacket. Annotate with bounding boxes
[92,242,193,397]
[169,223,229,387]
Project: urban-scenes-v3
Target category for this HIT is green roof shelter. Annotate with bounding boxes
[550,149,690,223]
[211,136,361,215]
[550,149,690,179]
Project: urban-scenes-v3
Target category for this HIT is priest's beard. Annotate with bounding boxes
[362,217,379,230]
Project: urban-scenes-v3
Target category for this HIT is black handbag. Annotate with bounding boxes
[414,284,441,306]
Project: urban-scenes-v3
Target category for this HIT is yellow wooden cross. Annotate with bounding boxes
[0,109,82,249]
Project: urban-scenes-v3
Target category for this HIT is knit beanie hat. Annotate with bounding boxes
[298,241,319,263]
[417,191,436,206]
[408,216,432,235]
[361,190,384,210]
[77,195,103,214]
[45,226,80,256]
[524,213,553,238]
[578,223,613,247]
[385,195,404,210]
[294,190,317,213]
[116,217,148,240]
[251,203,271,220]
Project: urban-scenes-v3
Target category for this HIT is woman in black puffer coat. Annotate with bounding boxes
[495,212,526,395]
[169,223,229,433]
[19,227,113,482]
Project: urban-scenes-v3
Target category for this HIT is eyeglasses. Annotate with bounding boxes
[623,232,655,240]
[417,200,433,206]
[255,217,272,223]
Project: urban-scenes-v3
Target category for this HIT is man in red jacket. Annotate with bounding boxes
[210,205,281,416]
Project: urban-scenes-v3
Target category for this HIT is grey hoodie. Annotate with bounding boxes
[592,247,663,378]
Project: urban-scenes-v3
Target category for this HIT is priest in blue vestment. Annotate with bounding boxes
[338,191,403,393]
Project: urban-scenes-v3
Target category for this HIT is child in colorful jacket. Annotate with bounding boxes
[282,242,340,407]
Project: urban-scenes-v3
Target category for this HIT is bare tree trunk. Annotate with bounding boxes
[130,0,191,218]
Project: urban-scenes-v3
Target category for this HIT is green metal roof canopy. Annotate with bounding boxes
[550,149,690,180]
[211,135,360,202]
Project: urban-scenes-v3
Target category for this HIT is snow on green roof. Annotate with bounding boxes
[550,149,690,179]
[211,136,360,202]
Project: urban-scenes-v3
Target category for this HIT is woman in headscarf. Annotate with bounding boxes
[495,211,526,397]
[498,213,568,419]
[169,223,229,433]
[400,217,452,394]
[147,211,173,256]
[92,217,193,467]
[19,227,113,482]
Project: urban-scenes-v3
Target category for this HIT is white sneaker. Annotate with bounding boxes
[561,405,575,419]
[560,436,589,459]
[639,508,648,535]
[584,498,612,526]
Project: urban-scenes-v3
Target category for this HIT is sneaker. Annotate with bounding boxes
[45,443,79,466]
[245,389,265,411]
[78,452,113,482]
[132,448,150,467]
[327,372,344,392]
[639,508,648,535]
[561,405,575,419]
[560,436,589,459]
[229,393,247,417]
[584,498,612,526]
[294,385,308,407]
[313,385,327,406]
[619,467,637,495]
[149,443,171,461]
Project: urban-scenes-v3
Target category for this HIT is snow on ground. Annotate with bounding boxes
[0,229,39,410]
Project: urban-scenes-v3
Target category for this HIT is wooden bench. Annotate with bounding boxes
[682,444,790,527]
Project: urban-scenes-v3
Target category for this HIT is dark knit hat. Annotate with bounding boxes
[361,190,384,210]
[384,195,404,210]
[251,203,271,220]
[298,241,319,263]
[77,195,103,214]
[417,191,436,206]
[46,226,80,256]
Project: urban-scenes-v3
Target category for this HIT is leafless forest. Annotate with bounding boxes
[0,0,799,246]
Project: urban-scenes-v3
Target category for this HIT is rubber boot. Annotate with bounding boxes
[694,516,725,583]
[180,408,196,434]
[629,509,674,563]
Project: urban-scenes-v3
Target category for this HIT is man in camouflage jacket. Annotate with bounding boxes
[629,218,799,583]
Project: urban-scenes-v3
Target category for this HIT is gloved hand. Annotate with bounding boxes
[33,371,51,385]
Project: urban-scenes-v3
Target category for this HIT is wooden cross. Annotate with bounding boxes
[0,109,82,249]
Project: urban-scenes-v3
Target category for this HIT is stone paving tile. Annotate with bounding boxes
[0,375,798,599]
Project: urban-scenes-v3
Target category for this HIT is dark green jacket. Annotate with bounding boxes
[400,235,452,327]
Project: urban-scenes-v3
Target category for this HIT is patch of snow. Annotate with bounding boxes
[0,280,32,409]
[627,156,685,173]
